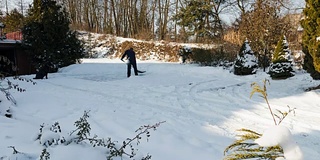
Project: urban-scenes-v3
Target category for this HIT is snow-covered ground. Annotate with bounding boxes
[1,58,320,160]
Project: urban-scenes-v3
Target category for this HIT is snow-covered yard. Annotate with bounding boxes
[1,58,320,160]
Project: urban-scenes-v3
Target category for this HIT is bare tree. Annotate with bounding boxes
[14,0,26,16]
[110,0,119,35]
[156,0,170,40]
[5,0,8,14]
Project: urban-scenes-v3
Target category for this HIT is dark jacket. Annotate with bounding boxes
[121,48,136,63]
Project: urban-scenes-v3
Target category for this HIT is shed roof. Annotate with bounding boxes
[0,39,21,49]
[0,39,20,44]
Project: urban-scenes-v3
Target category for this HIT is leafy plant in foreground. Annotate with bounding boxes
[224,128,283,160]
[224,79,295,160]
[35,122,66,147]
[39,149,50,160]
[32,110,165,160]
[70,110,91,143]
[250,79,295,125]
[0,55,36,117]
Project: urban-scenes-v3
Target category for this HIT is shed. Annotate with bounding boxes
[0,38,35,76]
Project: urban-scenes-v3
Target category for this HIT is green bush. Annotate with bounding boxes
[189,47,235,67]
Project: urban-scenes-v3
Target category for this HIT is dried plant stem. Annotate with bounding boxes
[250,79,277,125]
[263,94,277,125]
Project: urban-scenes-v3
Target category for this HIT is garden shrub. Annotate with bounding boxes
[189,47,235,67]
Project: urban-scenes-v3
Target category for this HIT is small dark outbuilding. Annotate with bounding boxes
[0,30,35,76]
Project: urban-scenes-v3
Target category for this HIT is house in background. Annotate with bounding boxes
[0,22,35,76]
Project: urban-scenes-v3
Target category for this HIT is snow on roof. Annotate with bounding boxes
[0,39,21,44]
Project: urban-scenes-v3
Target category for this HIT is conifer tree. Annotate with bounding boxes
[173,0,222,42]
[268,36,294,79]
[234,40,258,75]
[22,0,84,71]
[300,0,320,79]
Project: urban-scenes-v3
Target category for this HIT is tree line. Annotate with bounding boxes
[1,0,302,42]
[1,0,320,81]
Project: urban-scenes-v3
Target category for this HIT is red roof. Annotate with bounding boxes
[6,31,22,40]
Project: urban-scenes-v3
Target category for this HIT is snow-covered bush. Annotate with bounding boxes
[178,46,192,63]
[233,40,258,75]
[224,79,302,160]
[0,55,36,118]
[268,36,294,79]
[224,128,283,159]
[255,125,303,160]
[6,110,164,160]
[35,122,66,147]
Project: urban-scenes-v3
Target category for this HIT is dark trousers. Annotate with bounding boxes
[127,61,138,77]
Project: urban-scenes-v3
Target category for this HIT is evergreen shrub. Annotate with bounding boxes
[268,36,294,79]
[233,40,259,75]
[22,0,84,71]
[189,47,235,67]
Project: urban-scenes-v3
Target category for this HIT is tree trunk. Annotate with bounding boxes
[110,0,119,35]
